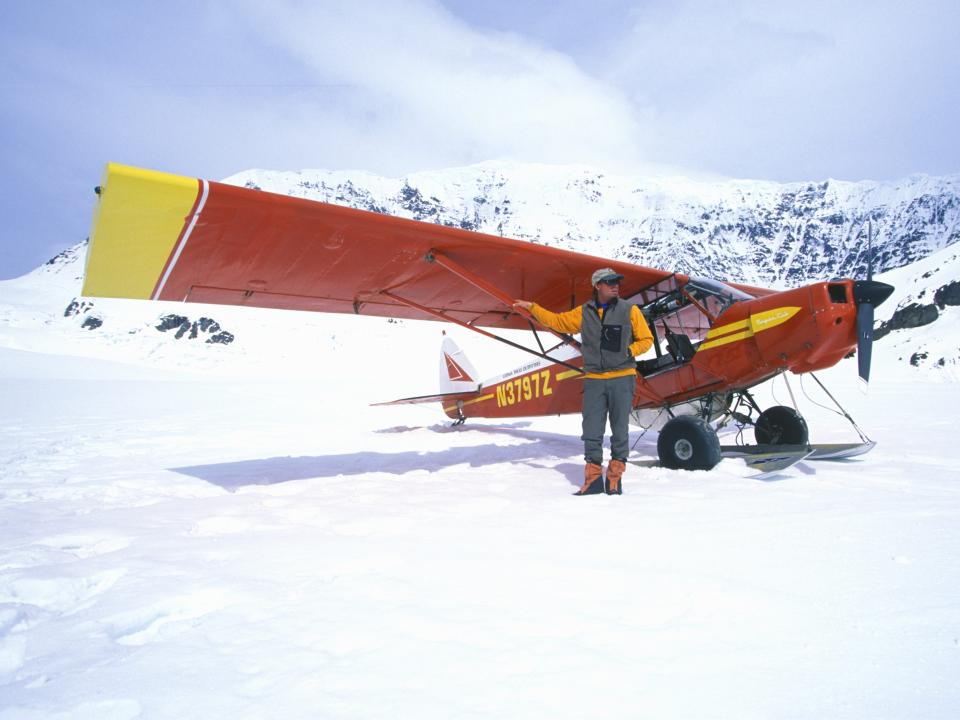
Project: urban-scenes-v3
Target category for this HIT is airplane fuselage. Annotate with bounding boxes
[440,280,862,421]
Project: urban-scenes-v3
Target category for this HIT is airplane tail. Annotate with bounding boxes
[374,332,582,420]
[371,333,482,415]
[439,332,480,394]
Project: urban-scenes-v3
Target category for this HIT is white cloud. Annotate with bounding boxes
[1,0,958,278]
[234,0,646,173]
[597,0,960,180]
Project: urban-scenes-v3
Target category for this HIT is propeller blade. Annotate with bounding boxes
[853,280,894,386]
[857,301,875,384]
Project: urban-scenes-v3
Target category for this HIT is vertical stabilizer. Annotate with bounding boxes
[439,333,480,394]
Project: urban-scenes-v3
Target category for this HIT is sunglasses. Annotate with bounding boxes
[599,278,621,286]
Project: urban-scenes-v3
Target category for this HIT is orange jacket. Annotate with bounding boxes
[529,301,653,379]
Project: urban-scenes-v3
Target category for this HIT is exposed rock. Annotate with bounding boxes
[207,331,234,345]
[197,318,221,333]
[155,314,233,344]
[65,298,103,331]
[64,298,95,317]
[156,315,188,332]
[397,183,445,221]
[46,241,88,267]
[174,320,193,340]
[874,303,940,341]
[934,280,960,309]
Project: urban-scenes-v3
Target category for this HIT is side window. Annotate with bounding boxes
[659,303,711,344]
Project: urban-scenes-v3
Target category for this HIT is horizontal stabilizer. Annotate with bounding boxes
[371,389,482,407]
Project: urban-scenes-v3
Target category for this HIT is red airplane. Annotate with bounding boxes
[82,163,894,473]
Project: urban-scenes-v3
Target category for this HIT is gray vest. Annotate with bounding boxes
[580,298,636,373]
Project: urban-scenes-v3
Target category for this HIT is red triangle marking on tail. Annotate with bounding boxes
[444,353,474,382]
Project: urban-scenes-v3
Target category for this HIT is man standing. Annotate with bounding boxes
[515,268,653,496]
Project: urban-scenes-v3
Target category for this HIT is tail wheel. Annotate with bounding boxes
[657,415,722,470]
[754,405,809,445]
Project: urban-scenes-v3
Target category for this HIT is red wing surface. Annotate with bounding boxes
[83,163,681,329]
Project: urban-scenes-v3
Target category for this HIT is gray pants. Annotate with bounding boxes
[581,374,636,465]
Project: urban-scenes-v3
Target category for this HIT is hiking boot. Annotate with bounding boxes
[605,459,625,495]
[575,462,604,496]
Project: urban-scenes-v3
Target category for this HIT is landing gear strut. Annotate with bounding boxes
[714,375,876,471]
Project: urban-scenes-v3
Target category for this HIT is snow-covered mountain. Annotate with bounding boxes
[1,161,959,380]
[869,242,960,377]
[229,162,960,288]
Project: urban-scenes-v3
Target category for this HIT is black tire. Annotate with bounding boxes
[657,415,722,470]
[754,405,809,445]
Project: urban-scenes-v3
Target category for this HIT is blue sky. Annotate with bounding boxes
[2,0,958,278]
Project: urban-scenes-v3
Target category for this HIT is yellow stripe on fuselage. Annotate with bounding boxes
[697,328,754,351]
[705,317,751,339]
[699,306,801,352]
[82,163,200,300]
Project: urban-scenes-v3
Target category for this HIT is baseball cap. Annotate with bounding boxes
[591,268,625,285]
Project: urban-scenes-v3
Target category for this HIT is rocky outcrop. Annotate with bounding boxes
[64,298,103,330]
[874,304,940,341]
[875,279,960,342]
[155,315,234,344]
[934,280,960,309]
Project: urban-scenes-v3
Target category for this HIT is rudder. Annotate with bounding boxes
[439,333,480,394]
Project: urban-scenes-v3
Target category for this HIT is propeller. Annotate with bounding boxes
[853,221,894,386]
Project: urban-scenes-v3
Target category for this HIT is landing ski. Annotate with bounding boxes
[804,441,876,460]
[626,448,811,476]
[719,444,814,474]
[719,440,875,473]
[629,440,874,477]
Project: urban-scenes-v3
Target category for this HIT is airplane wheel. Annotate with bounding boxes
[755,405,809,445]
[657,415,722,470]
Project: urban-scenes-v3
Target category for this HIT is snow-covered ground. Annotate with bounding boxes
[2,254,960,718]
[2,345,960,719]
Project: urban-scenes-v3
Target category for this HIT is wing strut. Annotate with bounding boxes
[425,249,580,350]
[381,289,585,374]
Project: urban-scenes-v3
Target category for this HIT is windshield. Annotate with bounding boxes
[632,275,753,349]
[684,277,754,317]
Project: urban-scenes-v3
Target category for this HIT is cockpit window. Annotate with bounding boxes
[685,277,754,317]
[628,274,753,353]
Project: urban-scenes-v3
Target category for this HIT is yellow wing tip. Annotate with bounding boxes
[100,162,200,191]
[84,163,203,300]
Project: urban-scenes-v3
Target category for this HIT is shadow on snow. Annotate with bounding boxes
[169,422,655,492]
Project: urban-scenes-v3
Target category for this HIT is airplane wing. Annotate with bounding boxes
[82,163,768,328]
